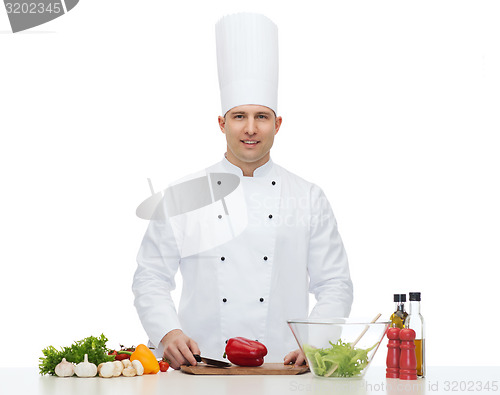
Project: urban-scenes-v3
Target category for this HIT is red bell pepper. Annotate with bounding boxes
[224,337,268,367]
[115,351,133,361]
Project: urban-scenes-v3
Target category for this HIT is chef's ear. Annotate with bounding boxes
[218,115,226,134]
[274,115,282,135]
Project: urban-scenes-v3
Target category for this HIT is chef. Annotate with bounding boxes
[132,12,353,369]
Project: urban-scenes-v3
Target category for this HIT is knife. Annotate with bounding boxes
[193,354,231,368]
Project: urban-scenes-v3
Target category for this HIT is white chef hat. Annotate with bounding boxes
[215,12,279,115]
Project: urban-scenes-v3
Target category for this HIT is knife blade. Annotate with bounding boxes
[193,354,231,368]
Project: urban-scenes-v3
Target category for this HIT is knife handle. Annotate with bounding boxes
[193,354,202,363]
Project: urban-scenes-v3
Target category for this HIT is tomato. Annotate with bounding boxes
[159,359,170,372]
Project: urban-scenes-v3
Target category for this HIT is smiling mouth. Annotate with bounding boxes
[242,140,259,145]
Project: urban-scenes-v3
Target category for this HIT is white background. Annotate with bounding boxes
[1,0,499,368]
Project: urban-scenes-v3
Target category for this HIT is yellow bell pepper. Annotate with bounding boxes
[130,344,160,374]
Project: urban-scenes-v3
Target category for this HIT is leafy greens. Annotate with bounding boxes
[39,334,115,376]
[303,340,377,377]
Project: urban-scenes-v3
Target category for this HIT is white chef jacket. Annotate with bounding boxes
[132,157,353,362]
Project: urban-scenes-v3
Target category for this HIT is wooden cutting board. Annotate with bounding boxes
[180,363,309,375]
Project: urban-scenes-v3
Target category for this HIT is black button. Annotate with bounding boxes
[223,298,227,303]
[259,298,264,302]
[272,181,276,185]
[218,215,222,219]
[217,181,221,185]
[225,339,228,344]
[263,256,268,261]
[221,257,225,261]
[268,214,273,219]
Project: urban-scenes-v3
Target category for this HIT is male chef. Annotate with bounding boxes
[132,13,353,370]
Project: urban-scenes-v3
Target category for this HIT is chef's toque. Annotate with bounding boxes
[215,12,279,116]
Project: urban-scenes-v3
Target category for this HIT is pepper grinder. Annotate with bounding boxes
[386,327,401,379]
[399,328,418,380]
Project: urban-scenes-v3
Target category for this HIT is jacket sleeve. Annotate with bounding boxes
[307,185,353,319]
[132,201,182,349]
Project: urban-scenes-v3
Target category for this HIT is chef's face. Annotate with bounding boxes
[218,105,282,175]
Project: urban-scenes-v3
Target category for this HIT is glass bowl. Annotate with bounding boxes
[288,318,390,379]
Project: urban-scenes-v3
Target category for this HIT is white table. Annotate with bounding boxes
[1,366,498,395]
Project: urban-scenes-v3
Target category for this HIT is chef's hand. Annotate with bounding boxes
[160,329,200,370]
[284,349,307,367]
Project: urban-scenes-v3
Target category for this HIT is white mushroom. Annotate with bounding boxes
[122,367,137,377]
[98,362,115,378]
[121,359,132,368]
[112,360,124,377]
[131,360,144,376]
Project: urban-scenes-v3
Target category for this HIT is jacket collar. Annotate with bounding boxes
[222,155,274,178]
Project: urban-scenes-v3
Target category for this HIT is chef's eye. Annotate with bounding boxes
[257,114,268,119]
[234,114,244,119]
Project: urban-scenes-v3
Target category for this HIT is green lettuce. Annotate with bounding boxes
[303,340,377,377]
